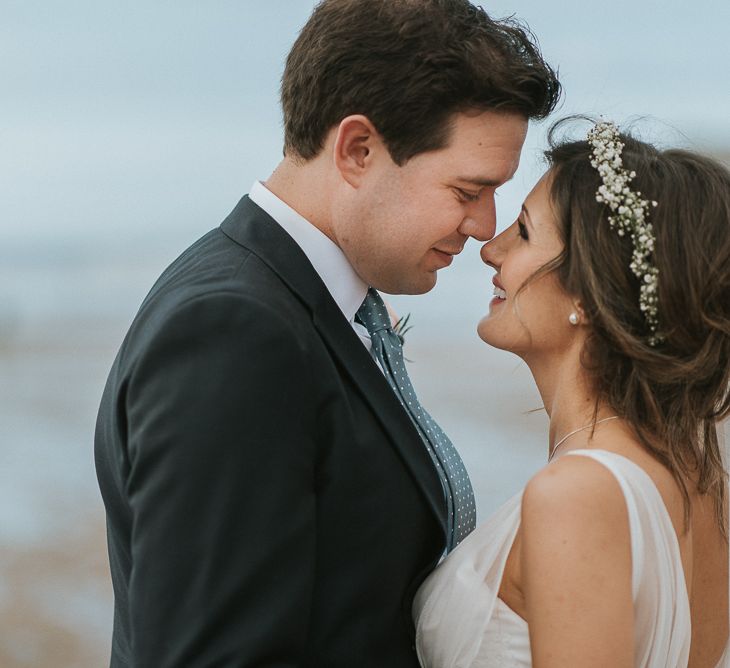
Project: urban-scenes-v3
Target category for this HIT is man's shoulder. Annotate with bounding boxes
[112,226,310,360]
[145,223,298,311]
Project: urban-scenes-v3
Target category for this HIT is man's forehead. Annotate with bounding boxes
[446,115,526,178]
[455,150,522,187]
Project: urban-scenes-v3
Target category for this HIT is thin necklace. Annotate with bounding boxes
[549,416,620,462]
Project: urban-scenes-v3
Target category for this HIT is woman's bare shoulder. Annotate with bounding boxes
[521,454,630,549]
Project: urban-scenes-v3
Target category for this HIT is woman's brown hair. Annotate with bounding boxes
[544,118,730,532]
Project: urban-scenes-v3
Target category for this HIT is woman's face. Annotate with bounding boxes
[477,173,580,358]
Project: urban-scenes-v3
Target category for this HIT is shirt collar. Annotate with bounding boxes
[249,181,368,323]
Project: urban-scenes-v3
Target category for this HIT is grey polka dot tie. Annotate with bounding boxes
[356,288,476,551]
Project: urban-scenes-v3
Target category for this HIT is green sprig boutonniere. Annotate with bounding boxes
[393,313,413,347]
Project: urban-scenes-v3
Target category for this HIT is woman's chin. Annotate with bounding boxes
[477,315,527,355]
[477,315,505,349]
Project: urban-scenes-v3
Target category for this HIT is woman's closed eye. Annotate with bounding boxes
[518,220,529,240]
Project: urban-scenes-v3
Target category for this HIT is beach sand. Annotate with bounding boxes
[1,318,118,666]
[7,296,725,665]
[1,309,547,666]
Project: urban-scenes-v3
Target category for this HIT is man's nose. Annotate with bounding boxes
[458,195,496,242]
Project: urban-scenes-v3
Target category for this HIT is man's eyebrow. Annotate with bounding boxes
[456,176,504,188]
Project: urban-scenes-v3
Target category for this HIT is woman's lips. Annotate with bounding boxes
[490,285,506,309]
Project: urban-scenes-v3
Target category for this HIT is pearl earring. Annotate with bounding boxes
[568,312,580,325]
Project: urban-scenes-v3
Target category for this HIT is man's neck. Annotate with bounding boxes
[264,156,336,243]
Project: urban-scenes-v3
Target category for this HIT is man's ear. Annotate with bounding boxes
[332,115,383,188]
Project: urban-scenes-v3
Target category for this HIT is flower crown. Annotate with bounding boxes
[587,121,663,346]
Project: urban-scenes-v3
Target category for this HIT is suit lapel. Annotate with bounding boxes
[310,304,448,538]
[221,196,447,540]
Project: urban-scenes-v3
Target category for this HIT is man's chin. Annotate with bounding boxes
[395,271,438,296]
[371,271,438,296]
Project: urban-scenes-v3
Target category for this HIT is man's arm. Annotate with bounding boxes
[125,293,317,667]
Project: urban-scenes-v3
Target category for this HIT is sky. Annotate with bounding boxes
[2,0,728,250]
[1,0,728,323]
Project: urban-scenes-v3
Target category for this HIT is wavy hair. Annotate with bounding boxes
[535,119,730,532]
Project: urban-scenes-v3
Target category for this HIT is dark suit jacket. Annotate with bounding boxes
[94,196,447,667]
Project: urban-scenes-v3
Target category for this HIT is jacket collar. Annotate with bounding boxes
[248,181,367,324]
[220,195,447,545]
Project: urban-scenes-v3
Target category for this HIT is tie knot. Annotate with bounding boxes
[356,288,392,335]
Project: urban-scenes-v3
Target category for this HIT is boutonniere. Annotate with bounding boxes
[393,313,413,347]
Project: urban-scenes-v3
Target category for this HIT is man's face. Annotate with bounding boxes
[331,110,528,294]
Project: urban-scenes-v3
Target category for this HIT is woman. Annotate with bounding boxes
[413,120,730,667]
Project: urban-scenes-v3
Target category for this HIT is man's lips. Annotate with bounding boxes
[432,247,461,266]
[434,246,463,257]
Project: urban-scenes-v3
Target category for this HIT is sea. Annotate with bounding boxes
[1,0,728,664]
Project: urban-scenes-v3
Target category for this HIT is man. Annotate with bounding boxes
[94,1,560,665]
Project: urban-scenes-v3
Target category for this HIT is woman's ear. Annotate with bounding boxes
[568,299,588,326]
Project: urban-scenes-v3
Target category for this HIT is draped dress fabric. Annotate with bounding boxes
[414,449,730,667]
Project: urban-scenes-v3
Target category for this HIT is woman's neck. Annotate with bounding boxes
[524,345,612,455]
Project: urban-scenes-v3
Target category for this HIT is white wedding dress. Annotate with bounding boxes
[414,449,730,667]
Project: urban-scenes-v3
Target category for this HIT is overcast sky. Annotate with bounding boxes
[2,0,728,254]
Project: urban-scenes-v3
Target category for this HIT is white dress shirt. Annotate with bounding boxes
[248,181,373,351]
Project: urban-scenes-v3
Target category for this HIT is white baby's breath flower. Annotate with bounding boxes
[587,120,663,345]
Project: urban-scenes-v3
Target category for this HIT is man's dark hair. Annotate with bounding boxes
[281,0,561,165]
